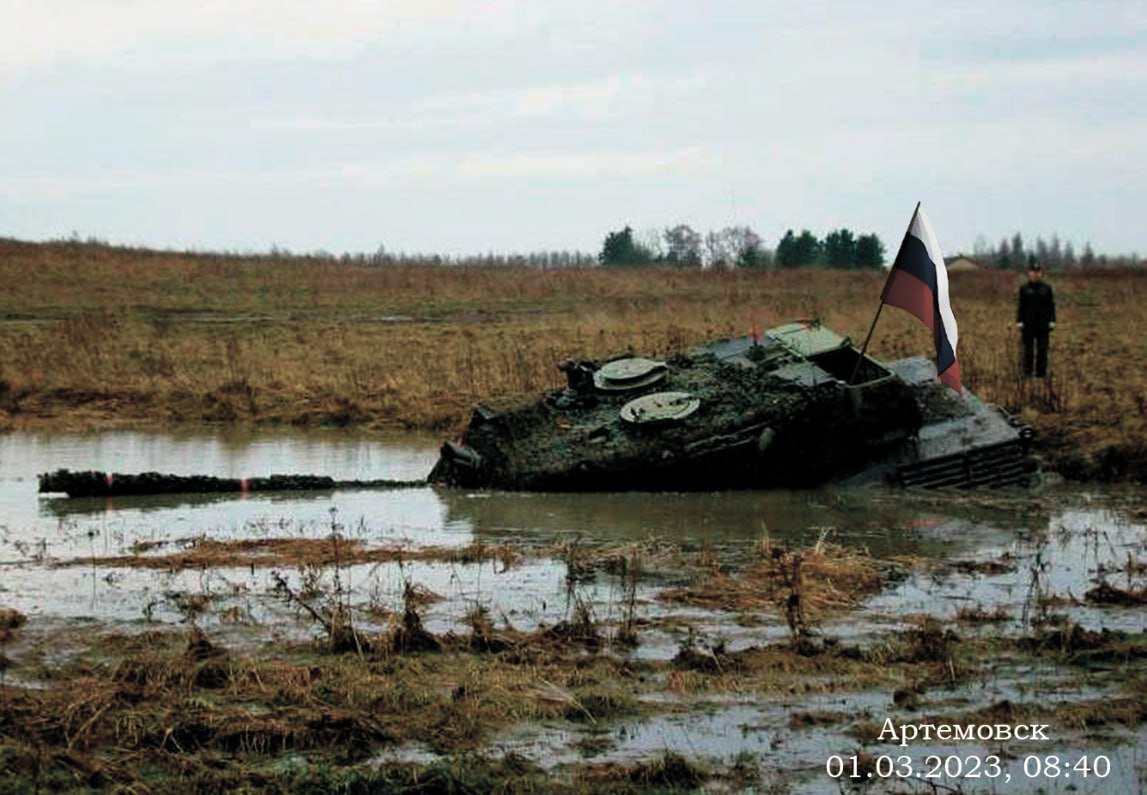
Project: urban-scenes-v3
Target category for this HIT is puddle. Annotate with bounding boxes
[871,506,1147,634]
[1,430,1145,789]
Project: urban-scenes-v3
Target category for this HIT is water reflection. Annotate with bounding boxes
[1,429,446,560]
[872,504,1147,633]
[0,428,436,481]
[438,488,1041,556]
[1,430,1144,640]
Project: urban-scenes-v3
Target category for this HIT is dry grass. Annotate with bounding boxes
[5,604,824,792]
[0,625,634,789]
[1,238,1145,477]
[59,536,523,572]
[659,541,885,619]
[0,605,1001,791]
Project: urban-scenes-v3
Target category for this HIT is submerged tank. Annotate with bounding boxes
[429,321,1037,491]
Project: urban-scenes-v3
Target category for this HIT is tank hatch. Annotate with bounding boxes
[619,391,701,425]
[593,357,668,392]
[766,322,850,358]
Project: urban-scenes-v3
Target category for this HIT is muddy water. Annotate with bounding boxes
[2,430,1144,641]
[2,430,1146,793]
[0,433,986,625]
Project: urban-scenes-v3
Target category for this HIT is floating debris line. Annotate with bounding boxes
[38,468,427,498]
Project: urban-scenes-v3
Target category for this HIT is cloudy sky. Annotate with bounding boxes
[3,1,1145,257]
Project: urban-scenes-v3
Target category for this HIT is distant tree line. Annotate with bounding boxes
[22,230,1141,271]
[599,225,768,268]
[969,233,1142,271]
[351,246,598,268]
[598,224,885,269]
[775,228,885,269]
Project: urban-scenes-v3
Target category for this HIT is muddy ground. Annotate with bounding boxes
[2,485,1145,793]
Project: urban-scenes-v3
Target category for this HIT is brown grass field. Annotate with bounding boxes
[1,237,1144,480]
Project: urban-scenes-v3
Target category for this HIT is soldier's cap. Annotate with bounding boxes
[1028,261,1042,272]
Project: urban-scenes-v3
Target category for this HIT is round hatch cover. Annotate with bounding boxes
[620,391,701,425]
[593,357,667,391]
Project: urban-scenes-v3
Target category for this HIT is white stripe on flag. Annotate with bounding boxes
[912,206,958,357]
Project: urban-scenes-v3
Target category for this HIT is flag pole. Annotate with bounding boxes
[848,201,921,385]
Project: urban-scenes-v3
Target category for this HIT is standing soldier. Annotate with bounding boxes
[1016,258,1056,377]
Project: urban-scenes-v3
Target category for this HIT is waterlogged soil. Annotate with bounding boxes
[1,432,1146,793]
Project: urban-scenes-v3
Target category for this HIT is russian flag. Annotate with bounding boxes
[880,204,961,392]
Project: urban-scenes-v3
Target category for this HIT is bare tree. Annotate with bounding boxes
[663,224,702,267]
[704,229,732,269]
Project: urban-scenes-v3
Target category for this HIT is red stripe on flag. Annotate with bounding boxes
[882,268,936,334]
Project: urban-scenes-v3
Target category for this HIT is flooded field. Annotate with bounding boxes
[2,430,1146,793]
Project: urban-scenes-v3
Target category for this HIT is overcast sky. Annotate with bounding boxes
[3,1,1145,258]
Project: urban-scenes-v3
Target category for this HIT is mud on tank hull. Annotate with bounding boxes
[429,322,1037,492]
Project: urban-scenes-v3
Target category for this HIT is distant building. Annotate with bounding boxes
[945,255,982,272]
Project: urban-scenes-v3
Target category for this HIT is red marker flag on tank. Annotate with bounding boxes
[880,204,961,392]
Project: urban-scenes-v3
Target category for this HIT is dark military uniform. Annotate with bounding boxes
[1016,279,1056,377]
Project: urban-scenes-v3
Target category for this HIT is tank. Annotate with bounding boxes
[429,321,1037,492]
